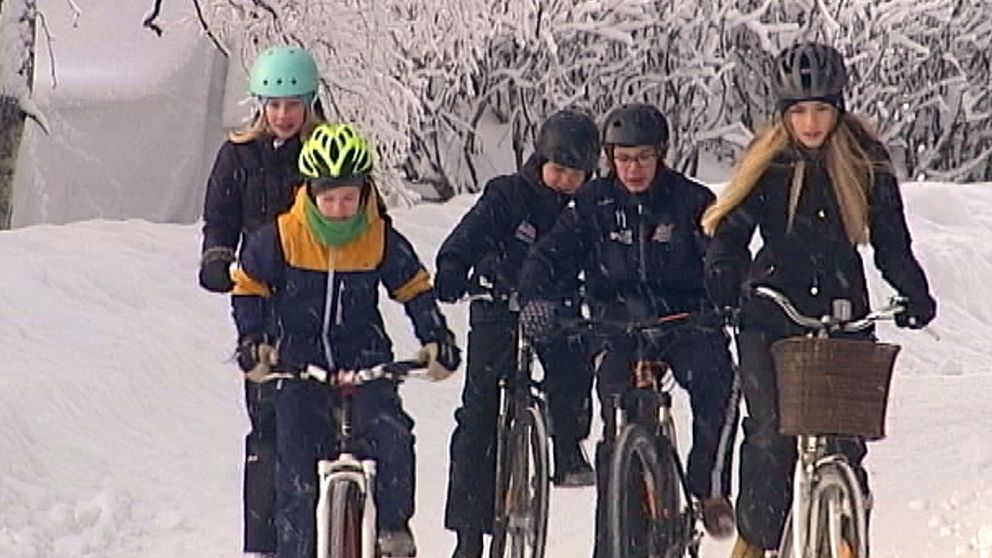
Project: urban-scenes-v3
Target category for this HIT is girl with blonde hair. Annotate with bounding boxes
[702,42,936,557]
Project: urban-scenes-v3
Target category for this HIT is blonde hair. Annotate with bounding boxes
[229,102,323,144]
[702,112,888,245]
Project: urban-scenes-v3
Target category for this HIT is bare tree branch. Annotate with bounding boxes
[64,0,81,26]
[191,0,229,57]
[143,0,164,36]
[35,11,57,88]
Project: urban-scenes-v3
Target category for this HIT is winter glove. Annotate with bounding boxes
[434,260,469,303]
[237,333,278,383]
[895,292,936,329]
[520,299,557,341]
[418,332,461,381]
[199,247,236,293]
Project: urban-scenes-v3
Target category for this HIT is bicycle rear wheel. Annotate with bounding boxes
[327,479,364,558]
[607,424,687,558]
[490,400,550,558]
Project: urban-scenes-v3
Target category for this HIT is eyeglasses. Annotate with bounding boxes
[612,153,658,168]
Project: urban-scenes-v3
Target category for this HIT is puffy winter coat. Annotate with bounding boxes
[232,187,450,371]
[704,142,932,330]
[520,168,715,318]
[200,136,302,256]
[436,153,579,296]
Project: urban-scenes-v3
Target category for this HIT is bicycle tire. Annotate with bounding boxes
[327,479,364,558]
[489,399,550,558]
[778,461,868,558]
[607,423,687,558]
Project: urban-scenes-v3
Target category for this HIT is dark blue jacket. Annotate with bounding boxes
[520,168,715,318]
[436,154,579,296]
[232,187,450,372]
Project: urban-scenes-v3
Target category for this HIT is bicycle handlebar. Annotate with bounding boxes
[254,359,429,385]
[752,286,905,334]
[556,308,729,343]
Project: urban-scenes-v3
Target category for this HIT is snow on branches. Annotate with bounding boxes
[196,0,992,199]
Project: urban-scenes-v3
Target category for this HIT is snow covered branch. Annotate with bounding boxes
[191,0,992,198]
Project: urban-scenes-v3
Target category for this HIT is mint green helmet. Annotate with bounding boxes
[249,46,319,98]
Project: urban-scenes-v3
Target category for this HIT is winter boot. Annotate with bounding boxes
[553,439,595,487]
[700,495,736,539]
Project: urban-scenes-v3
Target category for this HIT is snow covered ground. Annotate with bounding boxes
[1,182,990,558]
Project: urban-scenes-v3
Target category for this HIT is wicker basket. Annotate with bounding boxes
[770,337,901,440]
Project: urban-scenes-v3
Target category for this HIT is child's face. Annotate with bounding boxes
[315,185,362,220]
[264,97,307,140]
[541,161,587,194]
[611,145,658,193]
[785,101,839,149]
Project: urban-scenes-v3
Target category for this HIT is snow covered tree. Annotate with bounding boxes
[194,0,991,200]
[0,0,37,229]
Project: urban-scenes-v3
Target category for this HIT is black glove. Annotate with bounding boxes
[895,292,936,329]
[420,330,462,381]
[434,260,469,303]
[704,267,742,309]
[236,332,276,378]
[199,247,236,293]
[520,299,557,341]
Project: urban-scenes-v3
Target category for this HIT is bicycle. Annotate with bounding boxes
[463,290,551,558]
[753,286,906,558]
[259,359,427,558]
[562,309,728,558]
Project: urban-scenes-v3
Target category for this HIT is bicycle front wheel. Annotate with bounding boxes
[607,424,686,558]
[490,400,550,558]
[779,461,868,558]
[327,479,364,558]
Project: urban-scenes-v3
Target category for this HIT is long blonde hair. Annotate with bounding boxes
[229,102,323,144]
[701,112,888,245]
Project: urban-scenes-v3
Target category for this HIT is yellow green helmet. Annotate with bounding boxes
[299,123,374,184]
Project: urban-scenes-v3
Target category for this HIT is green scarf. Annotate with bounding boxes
[303,195,370,247]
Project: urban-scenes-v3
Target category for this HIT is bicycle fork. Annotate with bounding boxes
[316,454,378,558]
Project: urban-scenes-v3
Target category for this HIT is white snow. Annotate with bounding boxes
[1,181,990,558]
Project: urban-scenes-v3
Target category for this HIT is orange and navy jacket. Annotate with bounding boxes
[232,187,449,372]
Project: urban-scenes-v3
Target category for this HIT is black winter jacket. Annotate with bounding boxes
[437,154,579,296]
[520,168,715,318]
[704,143,933,330]
[200,136,303,257]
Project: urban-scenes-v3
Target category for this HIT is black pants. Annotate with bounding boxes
[444,302,594,534]
[592,329,739,556]
[244,380,277,553]
[735,329,870,550]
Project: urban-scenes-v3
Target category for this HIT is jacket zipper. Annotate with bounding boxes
[321,248,336,370]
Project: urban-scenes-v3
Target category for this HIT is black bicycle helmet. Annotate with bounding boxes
[772,42,848,111]
[535,109,601,172]
[601,103,669,149]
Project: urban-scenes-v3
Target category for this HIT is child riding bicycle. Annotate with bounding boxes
[701,42,937,558]
[519,103,740,558]
[231,123,461,558]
